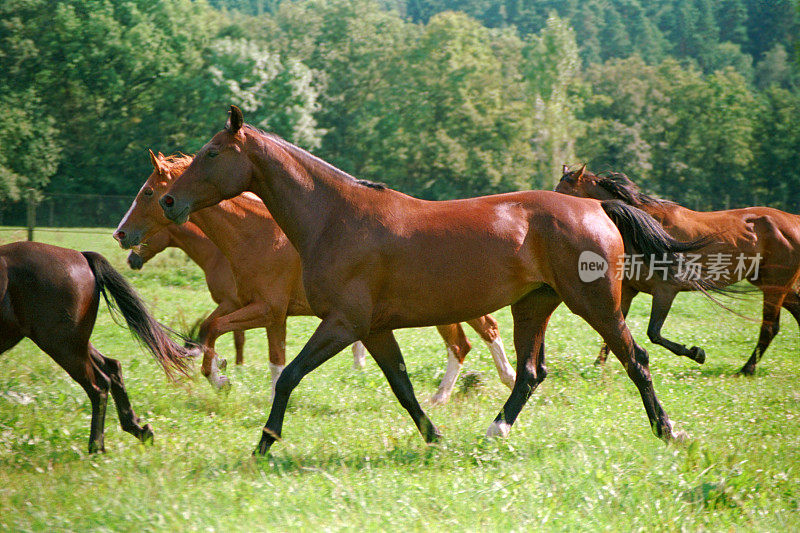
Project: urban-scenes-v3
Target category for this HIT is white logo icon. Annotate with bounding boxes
[578,251,608,282]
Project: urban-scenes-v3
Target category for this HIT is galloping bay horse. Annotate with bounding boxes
[0,241,190,452]
[556,166,800,375]
[115,152,515,403]
[160,105,715,454]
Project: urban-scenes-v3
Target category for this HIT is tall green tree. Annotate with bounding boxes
[207,38,324,148]
[522,14,582,186]
[390,12,536,197]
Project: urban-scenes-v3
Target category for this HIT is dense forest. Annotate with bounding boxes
[1,0,798,211]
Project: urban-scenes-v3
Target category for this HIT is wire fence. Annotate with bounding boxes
[0,192,134,238]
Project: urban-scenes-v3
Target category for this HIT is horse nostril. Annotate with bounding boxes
[114,230,126,241]
[163,195,174,207]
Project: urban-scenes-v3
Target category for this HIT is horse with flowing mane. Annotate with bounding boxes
[115,152,515,403]
[160,105,718,454]
[556,165,800,375]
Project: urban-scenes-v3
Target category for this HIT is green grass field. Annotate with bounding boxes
[1,227,798,531]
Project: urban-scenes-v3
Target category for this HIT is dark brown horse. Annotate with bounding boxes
[556,166,800,374]
[115,153,515,403]
[0,241,190,452]
[128,222,247,365]
[160,105,713,454]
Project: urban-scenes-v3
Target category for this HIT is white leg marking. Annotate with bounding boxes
[486,420,511,438]
[352,341,367,369]
[430,349,462,405]
[269,363,285,400]
[667,418,689,443]
[486,337,516,389]
[205,356,229,389]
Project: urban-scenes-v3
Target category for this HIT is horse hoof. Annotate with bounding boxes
[670,429,690,444]
[690,347,706,365]
[185,346,203,358]
[736,365,755,377]
[429,392,449,406]
[140,424,155,445]
[486,420,511,438]
[593,356,607,366]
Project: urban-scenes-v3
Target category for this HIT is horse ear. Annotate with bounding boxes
[575,164,587,180]
[148,149,161,172]
[226,105,244,133]
[562,164,569,174]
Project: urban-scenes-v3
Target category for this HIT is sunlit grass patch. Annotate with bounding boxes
[0,229,798,530]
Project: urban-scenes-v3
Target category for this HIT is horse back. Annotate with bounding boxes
[0,242,99,348]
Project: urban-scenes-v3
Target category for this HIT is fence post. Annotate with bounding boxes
[26,188,36,241]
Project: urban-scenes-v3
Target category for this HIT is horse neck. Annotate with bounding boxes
[186,198,270,268]
[245,134,365,256]
[165,222,222,271]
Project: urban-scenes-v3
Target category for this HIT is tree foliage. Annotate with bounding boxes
[0,0,798,211]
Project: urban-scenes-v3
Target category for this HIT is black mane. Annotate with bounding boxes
[596,172,673,207]
[243,125,387,191]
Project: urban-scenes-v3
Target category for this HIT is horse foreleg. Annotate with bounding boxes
[487,286,560,438]
[255,315,358,455]
[467,315,516,389]
[265,315,288,401]
[364,330,441,442]
[430,323,471,405]
[90,345,153,445]
[233,329,246,365]
[596,286,638,365]
[201,302,270,390]
[646,289,706,364]
[352,342,367,369]
[739,291,786,376]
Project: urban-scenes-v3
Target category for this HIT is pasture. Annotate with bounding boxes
[1,227,798,531]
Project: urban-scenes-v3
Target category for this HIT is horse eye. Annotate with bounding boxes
[143,188,154,196]
[208,150,219,158]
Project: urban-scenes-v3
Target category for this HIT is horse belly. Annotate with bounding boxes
[373,245,542,328]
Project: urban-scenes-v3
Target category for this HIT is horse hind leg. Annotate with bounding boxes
[559,275,682,442]
[646,289,706,364]
[592,313,682,442]
[46,343,110,453]
[487,286,561,438]
[595,286,637,365]
[467,315,516,389]
[90,345,153,445]
[430,323,471,405]
[739,291,786,376]
[781,290,800,332]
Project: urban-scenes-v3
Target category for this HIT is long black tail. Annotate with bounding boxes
[600,200,718,292]
[82,251,191,379]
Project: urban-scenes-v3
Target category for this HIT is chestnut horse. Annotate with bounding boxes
[115,153,515,403]
[0,241,189,452]
[159,106,716,454]
[556,166,800,375]
[128,222,247,365]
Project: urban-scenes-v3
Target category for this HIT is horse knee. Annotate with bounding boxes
[646,326,661,344]
[274,365,301,398]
